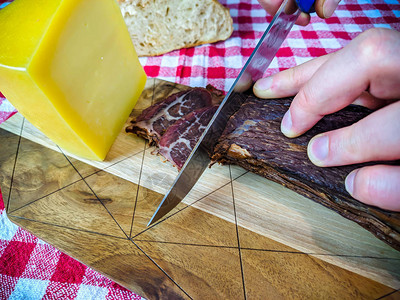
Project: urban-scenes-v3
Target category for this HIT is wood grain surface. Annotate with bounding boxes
[1,78,400,298]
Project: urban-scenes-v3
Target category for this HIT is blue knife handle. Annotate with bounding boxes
[295,0,315,13]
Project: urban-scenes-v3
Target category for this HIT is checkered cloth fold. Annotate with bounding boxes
[1,0,399,298]
[0,195,144,300]
[0,196,144,299]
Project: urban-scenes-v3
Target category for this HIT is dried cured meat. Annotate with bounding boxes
[158,106,218,170]
[126,85,222,145]
[211,93,400,250]
[127,87,400,250]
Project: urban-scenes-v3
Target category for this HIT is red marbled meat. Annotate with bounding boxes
[157,106,218,170]
[126,86,222,146]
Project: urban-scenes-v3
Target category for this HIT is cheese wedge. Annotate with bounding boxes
[0,0,146,160]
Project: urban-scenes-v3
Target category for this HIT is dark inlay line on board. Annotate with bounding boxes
[131,170,249,239]
[131,238,193,300]
[60,149,131,239]
[129,140,147,239]
[6,117,25,214]
[8,178,84,214]
[376,289,400,300]
[8,214,129,240]
[229,165,247,300]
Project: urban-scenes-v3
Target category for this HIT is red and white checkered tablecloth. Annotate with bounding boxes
[0,0,399,298]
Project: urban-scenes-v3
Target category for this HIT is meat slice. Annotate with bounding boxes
[126,85,222,146]
[211,93,400,250]
[157,105,218,170]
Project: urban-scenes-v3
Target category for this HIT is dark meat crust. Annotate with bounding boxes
[211,93,400,251]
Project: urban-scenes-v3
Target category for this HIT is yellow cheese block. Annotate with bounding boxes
[0,0,146,160]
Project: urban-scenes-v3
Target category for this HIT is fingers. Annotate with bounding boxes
[282,39,369,137]
[282,28,400,138]
[345,165,400,212]
[257,0,286,16]
[315,0,341,18]
[257,0,341,24]
[253,53,332,99]
[307,101,400,167]
[257,1,311,25]
[234,71,253,93]
[295,12,311,26]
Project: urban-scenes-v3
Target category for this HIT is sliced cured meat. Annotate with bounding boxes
[158,105,218,170]
[211,93,400,250]
[126,85,223,145]
[126,85,400,250]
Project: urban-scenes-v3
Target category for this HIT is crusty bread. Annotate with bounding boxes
[118,0,233,56]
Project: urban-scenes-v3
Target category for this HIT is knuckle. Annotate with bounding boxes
[287,66,303,90]
[342,125,363,160]
[356,28,394,66]
[354,166,379,202]
[274,67,302,95]
[334,123,369,164]
[356,166,392,205]
[296,86,318,114]
[354,166,400,211]
[362,168,378,200]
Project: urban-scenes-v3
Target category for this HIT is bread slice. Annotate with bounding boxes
[118,0,233,56]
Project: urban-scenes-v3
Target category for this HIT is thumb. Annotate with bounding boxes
[345,165,400,212]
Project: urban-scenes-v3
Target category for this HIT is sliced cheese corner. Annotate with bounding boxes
[0,0,147,161]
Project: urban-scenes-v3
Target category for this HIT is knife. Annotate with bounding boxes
[148,0,315,226]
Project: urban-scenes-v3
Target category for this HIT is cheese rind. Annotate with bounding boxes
[0,0,147,160]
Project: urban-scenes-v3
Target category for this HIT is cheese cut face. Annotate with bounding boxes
[0,0,147,160]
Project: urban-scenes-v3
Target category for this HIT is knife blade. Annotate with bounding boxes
[148,0,308,226]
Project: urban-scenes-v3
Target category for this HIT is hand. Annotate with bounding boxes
[253,28,400,212]
[257,0,341,26]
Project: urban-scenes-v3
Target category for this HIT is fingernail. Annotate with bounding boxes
[308,134,329,165]
[345,169,358,196]
[281,109,293,137]
[254,77,272,91]
[323,0,340,18]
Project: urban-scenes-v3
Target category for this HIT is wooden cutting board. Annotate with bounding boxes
[0,78,399,298]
